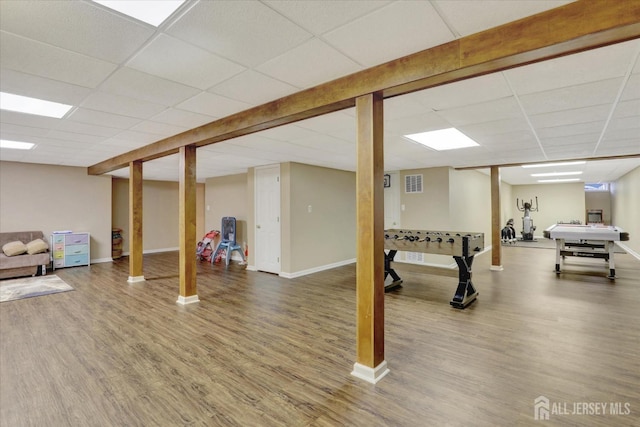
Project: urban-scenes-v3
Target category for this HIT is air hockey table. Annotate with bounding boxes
[543,224,629,279]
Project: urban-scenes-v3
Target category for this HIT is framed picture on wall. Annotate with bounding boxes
[384,174,391,188]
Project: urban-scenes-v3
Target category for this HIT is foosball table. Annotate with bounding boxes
[384,229,484,309]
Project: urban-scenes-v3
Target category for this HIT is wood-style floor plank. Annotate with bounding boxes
[1,246,639,426]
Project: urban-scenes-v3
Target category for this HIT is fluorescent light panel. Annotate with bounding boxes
[93,1,185,26]
[0,92,73,119]
[537,178,581,183]
[522,161,586,168]
[405,128,479,151]
[531,171,583,177]
[0,139,36,150]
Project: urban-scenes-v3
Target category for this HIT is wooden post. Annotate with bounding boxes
[128,160,145,283]
[352,93,389,384]
[177,145,199,305]
[490,166,503,271]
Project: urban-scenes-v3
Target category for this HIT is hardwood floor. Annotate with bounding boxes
[1,246,639,426]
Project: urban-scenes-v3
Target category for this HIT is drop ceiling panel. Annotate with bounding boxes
[81,92,167,119]
[257,38,362,89]
[385,112,452,135]
[414,73,513,110]
[0,123,49,138]
[620,72,640,101]
[0,32,118,88]
[45,130,108,144]
[99,67,201,106]
[0,0,155,63]
[505,40,638,95]
[323,1,453,67]
[435,97,521,126]
[264,0,390,35]
[150,108,216,129]
[176,92,251,117]
[0,110,61,130]
[529,105,611,129]
[208,70,298,105]
[166,1,313,67]
[0,69,92,105]
[537,122,604,140]
[519,79,623,115]
[51,120,122,138]
[127,34,246,90]
[434,0,572,36]
[67,108,142,130]
[129,121,189,137]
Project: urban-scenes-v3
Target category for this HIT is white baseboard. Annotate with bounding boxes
[122,247,179,257]
[616,242,640,261]
[176,295,200,305]
[351,361,390,384]
[279,258,356,279]
[91,257,113,264]
[245,265,257,271]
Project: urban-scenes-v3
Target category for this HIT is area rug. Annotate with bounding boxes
[0,275,74,302]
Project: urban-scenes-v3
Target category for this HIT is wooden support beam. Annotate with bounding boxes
[177,145,198,305]
[352,93,388,384]
[88,1,640,176]
[127,161,144,283]
[490,166,503,271]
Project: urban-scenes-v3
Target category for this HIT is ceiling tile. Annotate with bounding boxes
[434,0,572,36]
[0,32,118,88]
[0,0,154,63]
[129,120,188,137]
[209,70,298,105]
[264,0,390,35]
[0,68,92,105]
[413,73,513,110]
[67,108,141,130]
[620,72,640,101]
[0,123,50,139]
[323,1,453,67]
[257,38,362,89]
[519,78,623,115]
[127,34,246,90]
[100,67,201,106]
[529,104,611,129]
[505,39,639,95]
[435,97,521,126]
[537,121,605,139]
[166,1,312,67]
[81,92,167,119]
[150,108,216,129]
[176,92,251,117]
[52,120,122,138]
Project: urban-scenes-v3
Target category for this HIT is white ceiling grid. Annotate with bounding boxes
[0,0,638,185]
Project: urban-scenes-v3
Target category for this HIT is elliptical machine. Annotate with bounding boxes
[516,197,538,241]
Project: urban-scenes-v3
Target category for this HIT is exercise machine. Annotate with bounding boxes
[516,197,538,241]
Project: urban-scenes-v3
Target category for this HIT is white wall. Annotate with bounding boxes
[611,166,640,256]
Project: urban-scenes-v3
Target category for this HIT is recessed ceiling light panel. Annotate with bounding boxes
[92,0,185,26]
[531,171,583,177]
[0,139,36,150]
[0,92,73,119]
[522,161,586,168]
[404,128,479,151]
[537,178,581,183]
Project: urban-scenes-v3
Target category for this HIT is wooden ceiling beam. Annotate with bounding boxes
[454,154,640,171]
[88,0,640,176]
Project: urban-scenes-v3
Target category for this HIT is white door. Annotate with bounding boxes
[384,171,401,230]
[255,165,281,274]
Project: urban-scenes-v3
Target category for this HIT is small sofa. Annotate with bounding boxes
[0,231,50,280]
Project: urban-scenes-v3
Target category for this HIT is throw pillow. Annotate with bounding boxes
[2,241,28,257]
[26,238,49,255]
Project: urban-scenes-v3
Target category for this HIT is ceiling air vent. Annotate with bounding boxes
[405,174,423,193]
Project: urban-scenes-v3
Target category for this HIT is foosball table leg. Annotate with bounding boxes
[384,250,403,292]
[450,256,478,309]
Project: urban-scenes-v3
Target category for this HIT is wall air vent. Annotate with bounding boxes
[405,174,423,193]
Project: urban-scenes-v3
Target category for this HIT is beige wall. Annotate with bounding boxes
[511,182,585,237]
[449,169,491,237]
[400,167,450,230]
[611,166,639,255]
[112,178,205,253]
[286,163,356,273]
[204,173,248,250]
[0,161,112,261]
[585,191,611,224]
